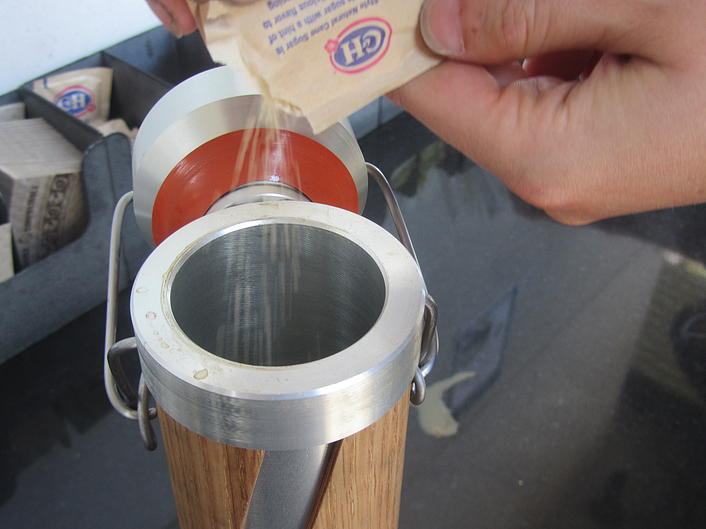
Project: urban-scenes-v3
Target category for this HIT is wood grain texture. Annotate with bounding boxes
[310,395,410,529]
[158,408,264,529]
[158,395,409,529]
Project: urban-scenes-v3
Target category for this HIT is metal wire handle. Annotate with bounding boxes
[104,191,157,450]
[366,163,440,405]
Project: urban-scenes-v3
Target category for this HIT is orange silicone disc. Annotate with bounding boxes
[151,129,359,244]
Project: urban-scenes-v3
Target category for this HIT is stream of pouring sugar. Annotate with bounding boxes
[228,91,307,367]
[232,91,302,191]
[188,3,314,366]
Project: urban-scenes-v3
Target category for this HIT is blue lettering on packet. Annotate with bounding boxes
[53,86,96,118]
[326,18,391,74]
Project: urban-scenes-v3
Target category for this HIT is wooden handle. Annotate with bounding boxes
[159,409,264,529]
[311,395,409,529]
[158,396,409,529]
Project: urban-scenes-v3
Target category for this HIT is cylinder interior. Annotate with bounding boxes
[169,223,386,366]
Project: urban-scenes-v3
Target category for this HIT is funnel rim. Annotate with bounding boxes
[131,202,425,449]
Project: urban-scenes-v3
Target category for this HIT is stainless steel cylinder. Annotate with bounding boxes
[131,66,367,244]
[117,60,428,529]
[131,201,426,450]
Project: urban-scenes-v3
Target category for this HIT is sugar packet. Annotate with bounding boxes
[189,0,439,132]
[95,118,138,141]
[33,67,113,124]
[0,119,85,268]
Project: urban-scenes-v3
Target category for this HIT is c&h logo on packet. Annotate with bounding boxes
[53,85,96,118]
[325,17,392,74]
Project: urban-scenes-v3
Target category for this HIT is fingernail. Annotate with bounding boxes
[161,20,182,38]
[169,22,184,39]
[420,0,464,56]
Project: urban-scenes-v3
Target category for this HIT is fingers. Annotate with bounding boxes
[397,0,706,224]
[390,60,574,212]
[391,56,706,224]
[147,0,199,37]
[148,0,259,36]
[523,50,597,81]
[419,0,669,64]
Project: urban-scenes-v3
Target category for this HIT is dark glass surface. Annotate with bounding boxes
[2,112,706,528]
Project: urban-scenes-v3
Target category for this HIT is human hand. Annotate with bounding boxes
[146,0,259,37]
[390,0,706,224]
[146,0,199,37]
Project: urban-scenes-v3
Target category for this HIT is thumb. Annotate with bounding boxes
[418,0,664,63]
